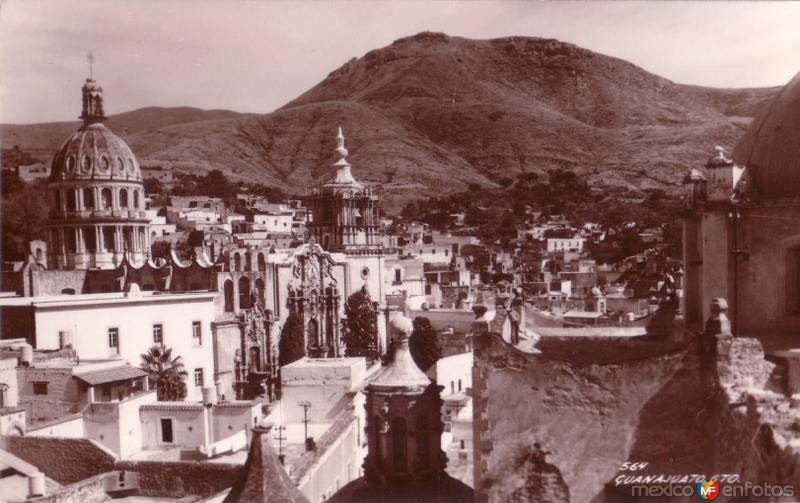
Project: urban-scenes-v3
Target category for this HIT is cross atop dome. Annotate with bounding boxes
[80,55,106,127]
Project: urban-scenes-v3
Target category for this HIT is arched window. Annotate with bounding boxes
[133,190,140,209]
[66,229,77,253]
[307,319,319,348]
[374,416,384,468]
[103,227,115,252]
[392,417,407,472]
[101,188,112,210]
[255,278,265,301]
[244,252,251,272]
[67,190,77,211]
[234,253,241,272]
[249,346,261,372]
[238,277,250,309]
[83,188,94,209]
[84,227,96,252]
[119,188,128,208]
[257,253,266,272]
[0,383,9,408]
[416,416,430,467]
[223,280,234,312]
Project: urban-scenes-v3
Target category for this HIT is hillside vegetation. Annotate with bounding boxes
[1,32,778,210]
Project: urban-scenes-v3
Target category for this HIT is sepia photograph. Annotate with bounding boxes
[0,1,799,501]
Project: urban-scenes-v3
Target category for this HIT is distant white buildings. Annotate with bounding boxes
[546,236,585,252]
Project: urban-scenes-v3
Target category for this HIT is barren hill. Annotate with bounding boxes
[1,32,779,209]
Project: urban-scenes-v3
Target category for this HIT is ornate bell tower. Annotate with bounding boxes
[308,127,381,255]
[363,315,446,485]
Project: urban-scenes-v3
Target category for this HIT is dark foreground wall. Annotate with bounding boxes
[473,329,800,503]
[472,331,687,502]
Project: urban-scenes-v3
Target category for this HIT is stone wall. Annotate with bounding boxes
[474,326,800,503]
[30,269,90,296]
[25,474,107,503]
[711,338,800,493]
[472,331,687,503]
[18,366,82,423]
[7,437,116,485]
[115,460,242,498]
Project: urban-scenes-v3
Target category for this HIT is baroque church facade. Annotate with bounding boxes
[1,76,387,402]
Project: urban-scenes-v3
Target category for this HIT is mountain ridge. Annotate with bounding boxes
[1,32,781,209]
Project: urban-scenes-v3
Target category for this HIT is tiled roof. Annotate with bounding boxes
[74,366,147,386]
[140,402,204,411]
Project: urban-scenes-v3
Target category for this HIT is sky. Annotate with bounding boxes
[1,0,799,124]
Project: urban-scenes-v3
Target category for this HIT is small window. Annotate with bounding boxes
[394,269,401,283]
[108,328,119,354]
[153,324,163,344]
[33,382,48,395]
[458,379,462,392]
[160,418,174,443]
[194,368,204,387]
[192,321,202,346]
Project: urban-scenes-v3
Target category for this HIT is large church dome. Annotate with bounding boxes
[733,70,800,198]
[49,122,142,182]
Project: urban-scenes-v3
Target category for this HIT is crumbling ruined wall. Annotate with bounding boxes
[474,329,800,503]
[473,332,687,503]
[710,338,800,493]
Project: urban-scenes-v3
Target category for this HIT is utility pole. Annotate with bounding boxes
[273,424,287,465]
[298,400,312,451]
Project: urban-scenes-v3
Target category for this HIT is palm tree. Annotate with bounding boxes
[140,344,188,401]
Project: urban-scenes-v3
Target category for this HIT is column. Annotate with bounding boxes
[132,225,139,252]
[116,226,123,253]
[76,228,85,253]
[77,187,84,211]
[97,225,105,252]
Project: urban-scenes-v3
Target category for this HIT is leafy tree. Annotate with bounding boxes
[140,344,188,401]
[1,180,49,262]
[151,240,172,261]
[143,177,164,195]
[343,286,377,359]
[409,316,441,372]
[278,311,305,366]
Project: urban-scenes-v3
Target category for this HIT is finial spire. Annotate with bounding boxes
[87,51,94,79]
[335,126,348,159]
